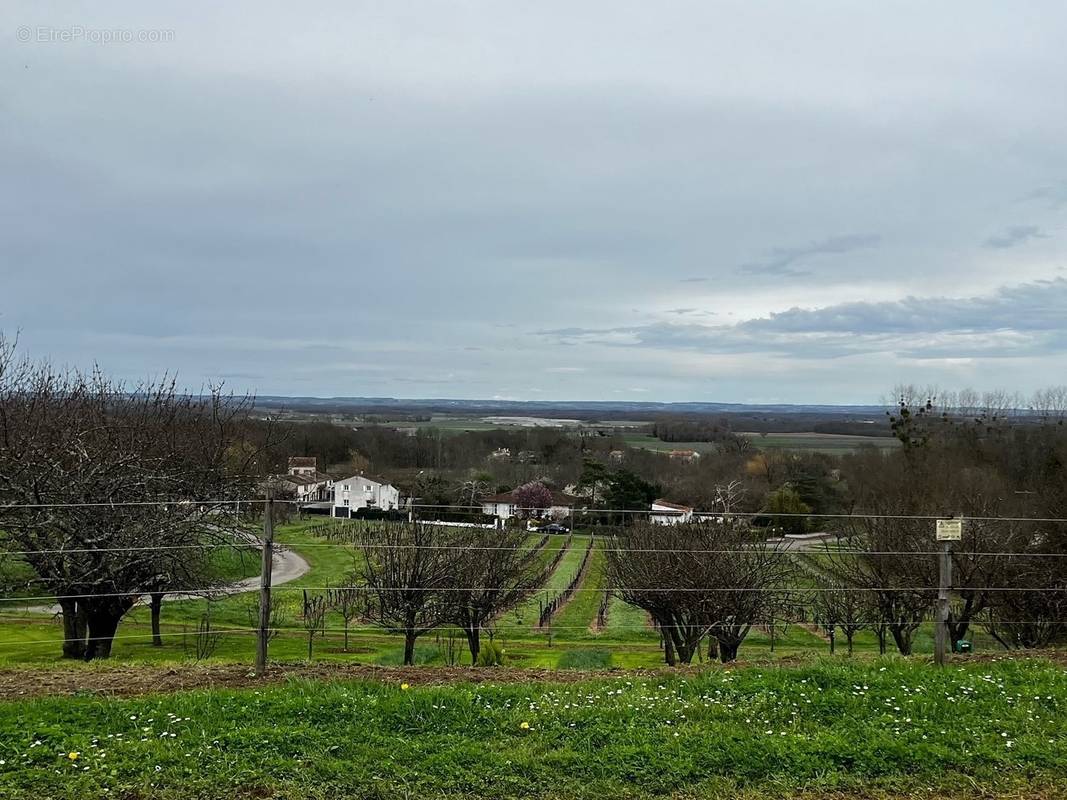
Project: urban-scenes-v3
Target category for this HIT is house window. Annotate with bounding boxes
[343,499,349,506]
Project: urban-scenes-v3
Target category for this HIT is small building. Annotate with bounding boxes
[481,489,579,522]
[287,456,319,476]
[650,498,694,525]
[271,457,334,503]
[332,473,400,517]
[668,449,701,463]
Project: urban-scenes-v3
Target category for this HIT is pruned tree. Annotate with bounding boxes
[608,521,791,664]
[354,521,460,665]
[327,583,363,652]
[0,337,267,660]
[811,582,870,655]
[301,590,328,660]
[443,527,545,663]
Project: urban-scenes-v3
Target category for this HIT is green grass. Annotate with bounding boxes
[556,647,613,668]
[552,540,608,639]
[1,658,1065,799]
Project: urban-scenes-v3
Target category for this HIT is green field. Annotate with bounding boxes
[2,659,1065,799]
[624,432,900,456]
[0,522,1027,668]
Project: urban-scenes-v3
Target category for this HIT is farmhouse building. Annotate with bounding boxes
[332,473,400,517]
[481,489,579,521]
[650,498,694,525]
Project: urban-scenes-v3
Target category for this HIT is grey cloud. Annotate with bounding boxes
[1025,182,1067,210]
[3,2,1067,401]
[535,279,1067,360]
[983,225,1047,249]
[738,234,881,277]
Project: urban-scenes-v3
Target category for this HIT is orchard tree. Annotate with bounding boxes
[444,527,545,663]
[0,336,266,660]
[354,521,461,664]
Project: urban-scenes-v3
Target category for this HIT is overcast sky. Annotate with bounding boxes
[4,2,1067,404]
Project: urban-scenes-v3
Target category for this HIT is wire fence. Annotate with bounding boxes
[2,497,1066,667]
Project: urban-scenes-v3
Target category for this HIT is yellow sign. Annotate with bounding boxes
[936,518,962,541]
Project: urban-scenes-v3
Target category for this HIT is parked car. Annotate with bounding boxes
[540,522,570,533]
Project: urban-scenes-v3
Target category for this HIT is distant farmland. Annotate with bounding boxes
[624,431,900,455]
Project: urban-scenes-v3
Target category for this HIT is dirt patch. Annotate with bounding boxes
[1,651,1064,702]
[0,662,683,701]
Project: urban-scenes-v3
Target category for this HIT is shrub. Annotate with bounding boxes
[475,639,506,667]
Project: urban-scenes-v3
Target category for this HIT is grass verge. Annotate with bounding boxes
[1,658,1065,799]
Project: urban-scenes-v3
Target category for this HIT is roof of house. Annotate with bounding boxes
[652,498,693,512]
[275,471,333,487]
[288,456,318,468]
[481,489,580,507]
[336,473,395,488]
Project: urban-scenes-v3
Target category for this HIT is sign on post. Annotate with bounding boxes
[936,518,962,541]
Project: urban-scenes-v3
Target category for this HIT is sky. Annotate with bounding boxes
[3,1,1067,405]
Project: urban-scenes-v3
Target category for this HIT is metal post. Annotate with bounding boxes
[935,540,952,667]
[255,487,275,675]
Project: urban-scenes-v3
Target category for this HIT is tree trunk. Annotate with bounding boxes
[876,624,887,655]
[150,592,164,647]
[663,632,676,666]
[718,638,740,663]
[403,629,417,665]
[846,630,855,655]
[84,608,123,660]
[343,619,350,653]
[889,623,914,656]
[58,597,86,660]
[466,625,481,665]
[828,628,836,654]
[707,636,719,661]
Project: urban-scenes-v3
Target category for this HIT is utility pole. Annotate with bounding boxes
[934,517,961,667]
[255,486,275,675]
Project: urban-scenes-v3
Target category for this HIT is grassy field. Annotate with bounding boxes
[1,658,1065,799]
[623,432,900,456]
[0,521,1031,668]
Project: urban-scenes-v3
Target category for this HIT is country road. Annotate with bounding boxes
[16,542,310,616]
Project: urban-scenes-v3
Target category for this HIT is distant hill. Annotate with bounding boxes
[254,395,888,417]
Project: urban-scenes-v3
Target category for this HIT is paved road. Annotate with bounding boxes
[15,542,310,616]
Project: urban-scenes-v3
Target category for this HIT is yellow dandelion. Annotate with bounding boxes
[519,721,530,730]
[401,683,410,691]
[67,752,80,761]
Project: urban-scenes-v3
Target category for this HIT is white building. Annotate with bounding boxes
[287,456,319,476]
[650,498,694,525]
[480,489,578,522]
[333,473,400,517]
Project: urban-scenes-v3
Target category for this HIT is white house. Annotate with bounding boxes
[650,498,694,525]
[287,456,319,476]
[333,473,400,517]
[480,489,579,522]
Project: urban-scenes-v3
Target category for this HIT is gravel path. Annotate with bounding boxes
[14,543,310,616]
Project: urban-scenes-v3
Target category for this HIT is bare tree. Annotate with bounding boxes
[443,527,545,663]
[327,583,363,652]
[608,522,791,664]
[0,338,267,659]
[301,590,328,660]
[811,582,870,655]
[354,521,460,665]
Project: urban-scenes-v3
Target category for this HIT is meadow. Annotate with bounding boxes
[0,520,1011,668]
[1,658,1065,799]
